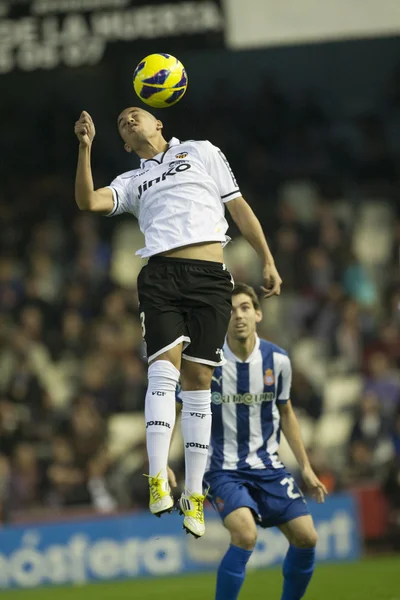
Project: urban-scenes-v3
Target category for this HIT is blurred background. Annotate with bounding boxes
[0,0,400,593]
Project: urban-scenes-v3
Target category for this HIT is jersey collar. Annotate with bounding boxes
[223,334,260,364]
[140,137,180,168]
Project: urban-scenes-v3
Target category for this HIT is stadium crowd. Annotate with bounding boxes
[0,63,400,537]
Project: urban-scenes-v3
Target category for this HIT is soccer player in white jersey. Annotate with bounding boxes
[73,108,282,538]
[184,283,328,599]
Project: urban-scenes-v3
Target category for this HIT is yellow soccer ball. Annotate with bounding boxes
[133,53,188,108]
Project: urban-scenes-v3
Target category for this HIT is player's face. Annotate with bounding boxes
[117,107,162,151]
[229,293,262,341]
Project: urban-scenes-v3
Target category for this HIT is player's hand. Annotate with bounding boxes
[167,466,177,488]
[301,466,328,503]
[74,111,96,147]
[261,262,282,298]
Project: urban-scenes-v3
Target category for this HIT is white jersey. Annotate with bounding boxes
[105,137,242,258]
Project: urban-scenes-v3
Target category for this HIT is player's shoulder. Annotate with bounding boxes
[180,139,217,154]
[117,168,142,180]
[259,338,289,359]
[111,168,142,185]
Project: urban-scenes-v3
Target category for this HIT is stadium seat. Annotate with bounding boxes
[108,413,146,459]
[323,375,362,413]
[353,201,394,266]
[291,338,327,390]
[111,222,146,287]
[313,413,353,452]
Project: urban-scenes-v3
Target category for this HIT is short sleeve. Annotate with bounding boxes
[105,174,136,217]
[274,352,292,404]
[201,141,241,203]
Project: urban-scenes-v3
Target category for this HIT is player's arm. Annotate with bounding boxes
[226,196,282,297]
[74,111,114,214]
[278,400,312,472]
[278,400,328,503]
[202,141,281,297]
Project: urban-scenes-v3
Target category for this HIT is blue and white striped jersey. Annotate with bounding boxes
[206,335,292,472]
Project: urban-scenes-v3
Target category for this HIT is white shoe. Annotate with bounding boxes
[145,471,174,516]
[179,491,206,538]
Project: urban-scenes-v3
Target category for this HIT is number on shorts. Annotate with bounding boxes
[140,311,146,338]
[280,477,301,499]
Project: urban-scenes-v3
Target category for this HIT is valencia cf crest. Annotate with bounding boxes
[264,368,275,386]
[216,497,225,512]
[175,152,188,159]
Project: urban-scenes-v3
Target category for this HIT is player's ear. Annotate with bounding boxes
[124,143,132,153]
[156,119,163,131]
[255,309,263,323]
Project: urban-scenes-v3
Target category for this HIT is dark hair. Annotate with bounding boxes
[232,283,261,311]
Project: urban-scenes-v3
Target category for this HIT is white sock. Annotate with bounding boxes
[180,390,212,495]
[145,360,179,479]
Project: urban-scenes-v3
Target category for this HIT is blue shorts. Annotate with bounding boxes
[204,468,310,528]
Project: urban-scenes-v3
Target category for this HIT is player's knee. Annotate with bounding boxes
[291,528,318,549]
[180,362,213,390]
[230,528,258,551]
[148,360,180,392]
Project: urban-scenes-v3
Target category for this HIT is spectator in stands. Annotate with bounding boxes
[364,322,400,371]
[343,440,378,486]
[117,353,147,413]
[0,398,23,458]
[383,452,400,550]
[350,391,393,470]
[9,443,42,510]
[273,227,304,292]
[46,436,89,507]
[392,409,400,458]
[0,454,10,524]
[67,397,107,466]
[334,299,363,373]
[350,392,389,449]
[364,351,400,417]
[87,446,117,514]
[291,370,323,421]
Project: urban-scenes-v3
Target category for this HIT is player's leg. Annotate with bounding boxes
[257,471,316,600]
[205,471,260,600]
[145,346,182,515]
[215,507,257,600]
[180,360,213,494]
[179,260,233,536]
[137,260,189,516]
[178,360,213,536]
[278,515,318,600]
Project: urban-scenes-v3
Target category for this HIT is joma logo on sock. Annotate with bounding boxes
[190,412,206,418]
[151,391,166,396]
[185,442,209,449]
[146,421,171,428]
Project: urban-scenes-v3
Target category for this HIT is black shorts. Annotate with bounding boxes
[137,256,233,365]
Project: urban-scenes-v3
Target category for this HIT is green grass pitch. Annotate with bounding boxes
[6,556,400,599]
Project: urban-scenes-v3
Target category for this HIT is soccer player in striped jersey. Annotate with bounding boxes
[180,283,327,600]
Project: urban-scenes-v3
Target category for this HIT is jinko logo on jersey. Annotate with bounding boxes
[211,392,275,405]
[138,162,192,198]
